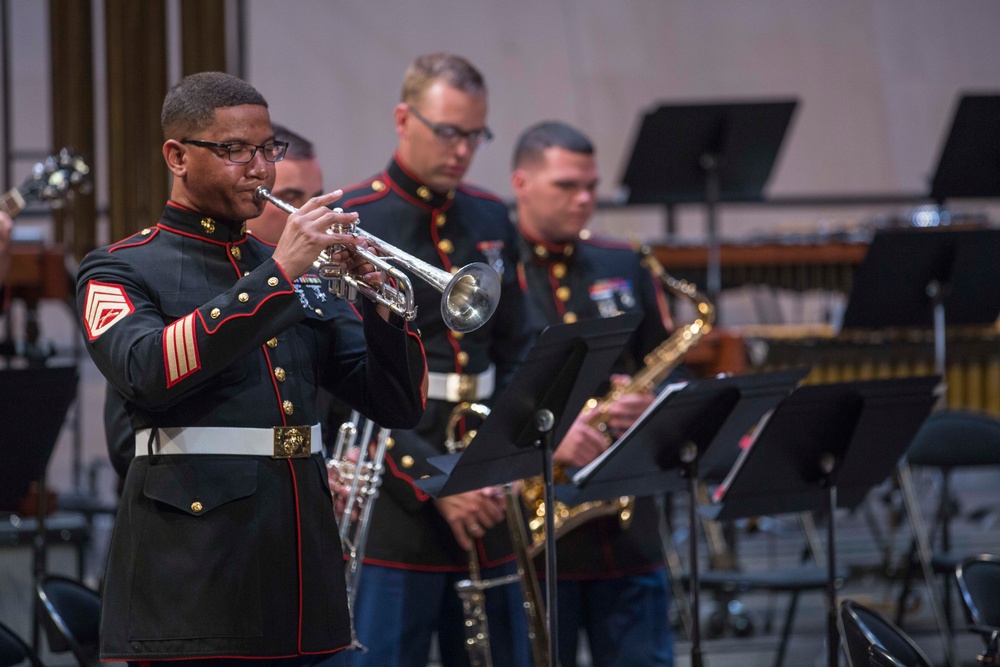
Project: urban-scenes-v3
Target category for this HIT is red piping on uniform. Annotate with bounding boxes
[261,346,289,426]
[287,459,306,652]
[547,267,565,317]
[457,182,503,204]
[108,228,159,252]
[516,263,528,293]
[384,455,430,501]
[196,290,294,335]
[156,224,231,246]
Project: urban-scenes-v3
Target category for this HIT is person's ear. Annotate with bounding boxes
[393,103,410,140]
[163,140,187,178]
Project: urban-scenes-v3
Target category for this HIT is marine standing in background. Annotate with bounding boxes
[512,120,676,667]
[333,53,532,666]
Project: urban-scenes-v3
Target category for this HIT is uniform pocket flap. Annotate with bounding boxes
[143,459,257,516]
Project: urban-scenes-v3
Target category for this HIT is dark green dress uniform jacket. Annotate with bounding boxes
[337,155,531,570]
[517,230,670,579]
[77,203,427,660]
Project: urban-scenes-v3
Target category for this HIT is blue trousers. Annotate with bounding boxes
[553,568,674,667]
[333,562,532,667]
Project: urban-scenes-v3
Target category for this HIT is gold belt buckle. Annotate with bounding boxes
[273,426,311,458]
[456,374,478,402]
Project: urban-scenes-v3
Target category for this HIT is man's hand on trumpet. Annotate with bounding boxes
[270,190,390,320]
[435,488,507,552]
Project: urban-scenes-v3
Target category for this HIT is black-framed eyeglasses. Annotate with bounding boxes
[407,106,493,148]
[181,139,289,164]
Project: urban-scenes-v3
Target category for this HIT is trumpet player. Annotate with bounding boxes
[78,72,427,667]
[330,53,532,667]
[512,121,676,666]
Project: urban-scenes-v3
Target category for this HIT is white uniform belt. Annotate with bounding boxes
[426,365,495,402]
[135,424,323,458]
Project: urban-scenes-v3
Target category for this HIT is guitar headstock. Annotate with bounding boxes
[19,148,91,209]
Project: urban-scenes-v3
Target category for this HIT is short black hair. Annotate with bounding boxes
[512,121,594,170]
[161,71,268,139]
[271,123,315,160]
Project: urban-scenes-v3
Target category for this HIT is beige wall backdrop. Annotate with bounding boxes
[246,0,1000,241]
[7,0,1000,504]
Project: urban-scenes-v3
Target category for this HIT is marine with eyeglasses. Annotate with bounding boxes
[332,53,532,667]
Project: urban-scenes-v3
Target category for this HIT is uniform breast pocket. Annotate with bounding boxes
[128,459,263,641]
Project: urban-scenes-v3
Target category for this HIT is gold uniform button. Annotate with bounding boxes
[552,263,567,279]
[564,244,574,257]
[210,308,221,319]
[452,331,464,340]
[401,455,414,469]
[268,277,279,287]
[238,292,249,303]
[556,286,571,302]
[435,213,447,227]
[230,246,242,260]
[200,218,216,234]
[274,367,286,382]
[282,400,294,415]
[267,337,278,348]
[371,179,386,192]
[140,228,152,235]
[191,501,203,513]
[534,245,549,259]
[416,186,432,201]
[457,351,469,367]
[437,239,454,254]
[563,312,578,324]
[385,437,395,450]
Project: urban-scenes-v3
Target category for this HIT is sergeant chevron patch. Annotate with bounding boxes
[83,280,135,340]
[164,313,200,387]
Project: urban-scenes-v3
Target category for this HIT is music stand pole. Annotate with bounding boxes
[927,279,947,381]
[681,444,705,667]
[702,153,722,303]
[537,409,559,666]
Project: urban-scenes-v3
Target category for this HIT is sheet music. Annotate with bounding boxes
[572,380,689,485]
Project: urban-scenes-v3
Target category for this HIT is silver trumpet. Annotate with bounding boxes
[254,186,501,333]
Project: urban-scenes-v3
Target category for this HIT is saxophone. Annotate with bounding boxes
[520,244,716,554]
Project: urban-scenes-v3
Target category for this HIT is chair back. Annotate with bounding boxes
[839,599,932,667]
[36,576,100,667]
[956,554,1000,629]
[906,410,1000,468]
[0,621,44,667]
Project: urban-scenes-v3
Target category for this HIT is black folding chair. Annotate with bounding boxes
[839,599,932,667]
[896,409,1000,629]
[837,600,932,667]
[36,576,100,667]
[0,621,44,667]
[956,553,1000,664]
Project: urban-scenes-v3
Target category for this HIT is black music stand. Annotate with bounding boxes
[706,376,940,667]
[415,314,641,667]
[562,369,807,667]
[929,93,1000,203]
[841,226,1000,379]
[620,99,798,300]
[0,365,79,649]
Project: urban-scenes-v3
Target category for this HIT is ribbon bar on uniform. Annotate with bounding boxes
[426,365,495,402]
[135,424,323,458]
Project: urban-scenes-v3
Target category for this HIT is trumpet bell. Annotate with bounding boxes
[442,263,502,333]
